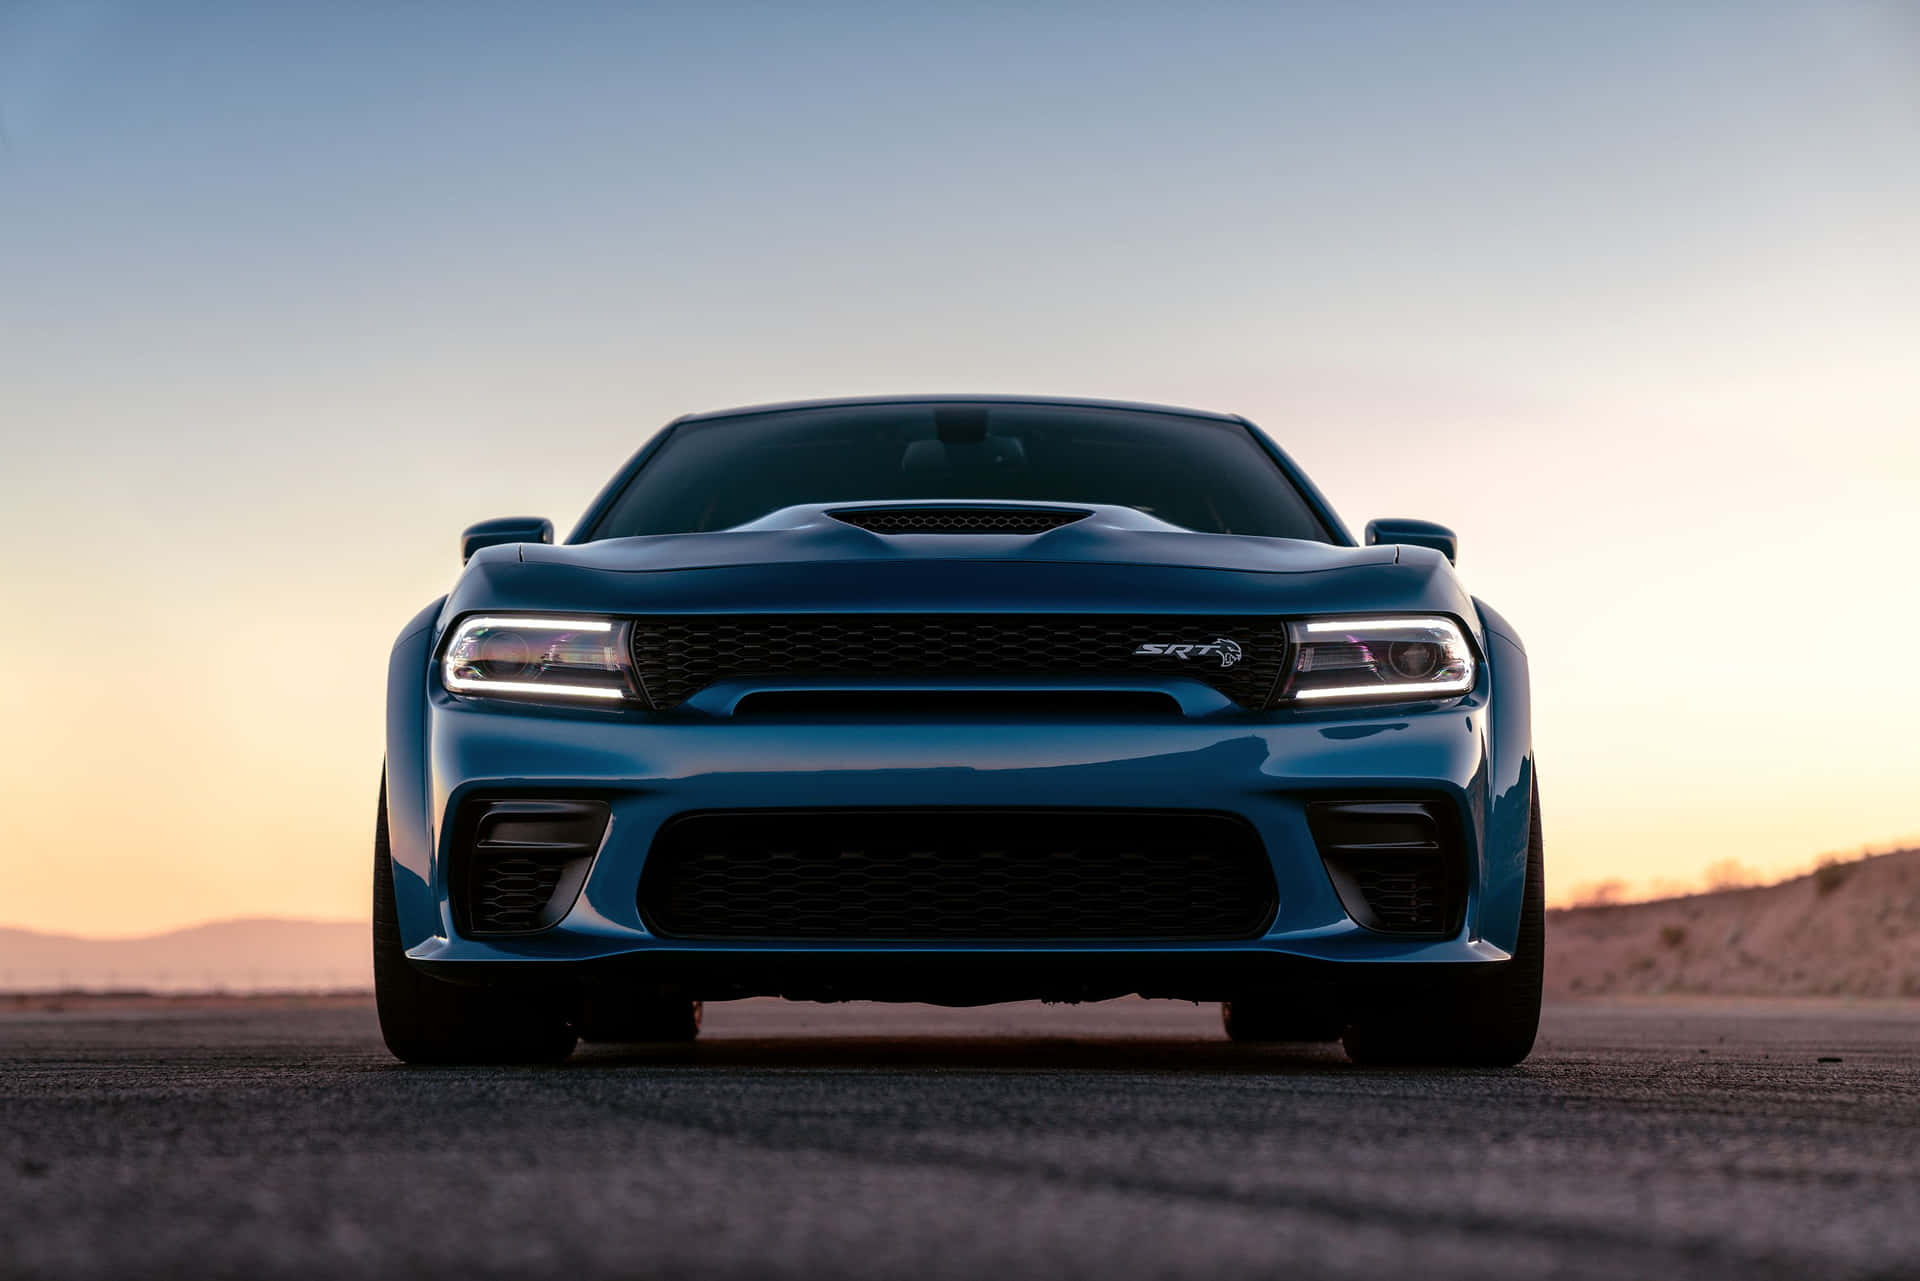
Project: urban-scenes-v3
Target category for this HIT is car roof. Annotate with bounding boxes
[671,394,1246,427]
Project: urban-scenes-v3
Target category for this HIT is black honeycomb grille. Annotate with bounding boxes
[1307,801,1464,936]
[830,506,1090,534]
[638,809,1277,941]
[630,614,1289,710]
[1345,861,1452,933]
[470,858,567,933]
[451,800,610,937]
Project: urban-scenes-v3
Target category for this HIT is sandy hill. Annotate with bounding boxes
[1548,848,1920,999]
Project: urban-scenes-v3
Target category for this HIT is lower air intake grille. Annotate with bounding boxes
[1344,862,1451,932]
[630,614,1290,710]
[1307,801,1464,936]
[471,857,567,932]
[830,506,1090,534]
[638,809,1276,941]
[452,800,610,936]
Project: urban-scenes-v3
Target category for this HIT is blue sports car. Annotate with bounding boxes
[377,396,1542,1065]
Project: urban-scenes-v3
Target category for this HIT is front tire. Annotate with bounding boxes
[1341,778,1545,1067]
[373,781,577,1065]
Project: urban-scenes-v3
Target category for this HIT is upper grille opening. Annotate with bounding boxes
[830,506,1090,535]
[630,614,1290,711]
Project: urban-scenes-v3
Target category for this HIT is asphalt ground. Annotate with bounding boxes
[3,997,1917,1280]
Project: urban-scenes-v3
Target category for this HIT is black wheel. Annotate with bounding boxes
[373,780,577,1065]
[1221,994,1344,1043]
[577,992,703,1044]
[1342,778,1545,1067]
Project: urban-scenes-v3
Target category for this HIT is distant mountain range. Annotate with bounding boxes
[0,918,367,993]
[4,848,1916,996]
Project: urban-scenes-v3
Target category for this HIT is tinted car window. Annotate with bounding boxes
[590,404,1331,540]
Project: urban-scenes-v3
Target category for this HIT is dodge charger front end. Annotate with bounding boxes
[376,396,1541,1065]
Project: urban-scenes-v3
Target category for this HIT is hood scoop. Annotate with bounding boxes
[828,505,1091,535]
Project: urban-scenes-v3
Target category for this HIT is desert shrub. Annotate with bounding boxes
[1814,860,1852,896]
[1659,924,1687,948]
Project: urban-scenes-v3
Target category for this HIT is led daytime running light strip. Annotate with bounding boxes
[1304,617,1458,634]
[462,616,613,632]
[1294,679,1473,702]
[441,674,628,701]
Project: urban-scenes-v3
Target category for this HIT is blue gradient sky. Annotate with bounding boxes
[3,2,1917,933]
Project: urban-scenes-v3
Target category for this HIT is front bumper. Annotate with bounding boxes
[384,661,1528,1000]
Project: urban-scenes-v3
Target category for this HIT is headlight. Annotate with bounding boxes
[442,615,639,703]
[1280,616,1475,704]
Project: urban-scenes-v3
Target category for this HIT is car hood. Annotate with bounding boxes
[449,501,1474,629]
[522,501,1394,576]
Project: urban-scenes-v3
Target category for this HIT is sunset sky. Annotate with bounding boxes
[2,2,1917,936]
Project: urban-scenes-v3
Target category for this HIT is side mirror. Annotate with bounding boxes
[461,516,554,564]
[1365,517,1458,565]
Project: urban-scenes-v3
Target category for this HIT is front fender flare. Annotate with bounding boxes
[1474,597,1535,952]
[383,598,447,951]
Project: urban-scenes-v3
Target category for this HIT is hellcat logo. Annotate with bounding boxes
[1133,637,1244,668]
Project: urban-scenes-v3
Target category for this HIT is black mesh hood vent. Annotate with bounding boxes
[829,506,1090,535]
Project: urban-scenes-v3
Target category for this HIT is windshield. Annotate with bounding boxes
[588,403,1333,540]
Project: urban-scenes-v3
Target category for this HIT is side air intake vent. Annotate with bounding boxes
[830,506,1090,535]
[1307,800,1465,937]
[450,799,610,936]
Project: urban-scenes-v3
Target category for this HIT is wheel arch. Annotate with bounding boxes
[1474,596,1535,954]
[384,597,447,951]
